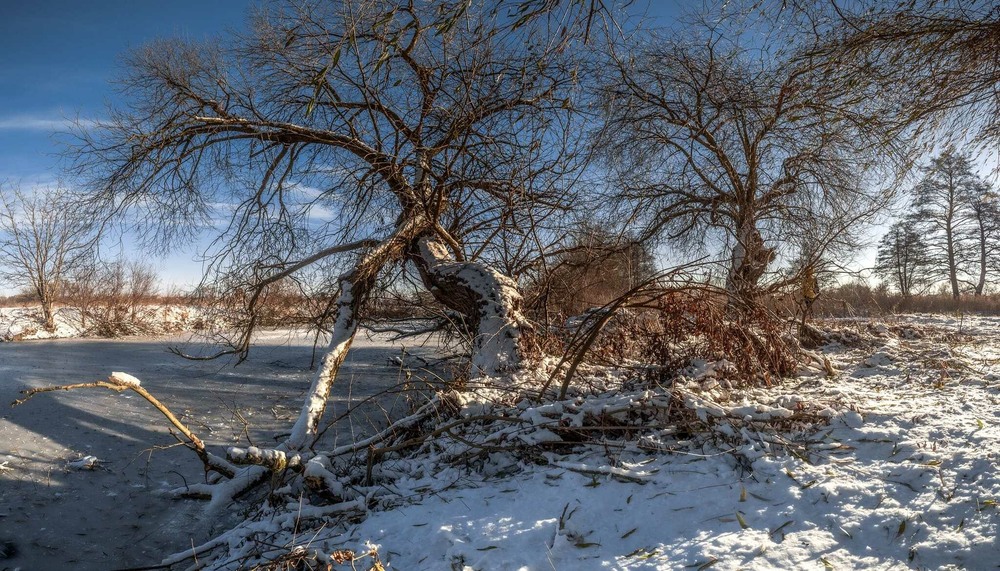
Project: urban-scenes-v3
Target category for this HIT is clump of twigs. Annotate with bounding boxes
[543,285,798,398]
[248,543,384,571]
[629,292,798,387]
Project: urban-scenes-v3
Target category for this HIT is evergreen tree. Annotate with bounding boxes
[875,220,932,298]
[961,187,1000,295]
[908,150,983,298]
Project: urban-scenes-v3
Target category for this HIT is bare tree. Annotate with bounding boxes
[75,259,160,335]
[62,254,102,330]
[800,0,1000,152]
[73,0,594,452]
[0,183,94,331]
[596,22,905,306]
[525,221,656,319]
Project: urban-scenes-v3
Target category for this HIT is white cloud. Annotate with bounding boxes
[0,115,99,132]
[288,182,329,200]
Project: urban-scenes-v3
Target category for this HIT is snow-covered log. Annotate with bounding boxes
[411,235,527,378]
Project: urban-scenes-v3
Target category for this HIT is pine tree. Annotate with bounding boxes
[875,220,932,298]
[961,187,1000,295]
[908,150,983,298]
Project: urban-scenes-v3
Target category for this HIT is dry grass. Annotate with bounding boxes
[546,289,798,389]
[771,282,1000,318]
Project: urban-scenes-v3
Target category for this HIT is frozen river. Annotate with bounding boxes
[0,329,442,570]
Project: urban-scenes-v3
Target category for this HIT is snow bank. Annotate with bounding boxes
[0,306,83,340]
[0,304,204,341]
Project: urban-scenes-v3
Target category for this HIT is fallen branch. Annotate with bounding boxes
[367,318,448,341]
[227,446,306,471]
[12,372,235,478]
[552,461,654,483]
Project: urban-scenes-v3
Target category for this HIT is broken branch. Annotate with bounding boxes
[12,372,234,478]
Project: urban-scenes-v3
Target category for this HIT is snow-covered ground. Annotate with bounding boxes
[0,305,203,341]
[3,313,1000,570]
[331,316,1000,570]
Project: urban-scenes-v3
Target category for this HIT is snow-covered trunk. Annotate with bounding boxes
[725,219,774,306]
[285,274,370,451]
[410,235,526,378]
[283,224,427,450]
[283,213,429,450]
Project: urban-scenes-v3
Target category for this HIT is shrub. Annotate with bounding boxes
[562,288,797,389]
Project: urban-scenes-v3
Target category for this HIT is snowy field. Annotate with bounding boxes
[334,314,1000,570]
[3,313,1000,569]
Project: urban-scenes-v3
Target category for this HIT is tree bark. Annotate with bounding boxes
[976,223,987,296]
[410,235,526,378]
[285,223,419,450]
[725,220,775,306]
[946,220,960,299]
[286,227,528,450]
[285,272,370,451]
[40,291,56,333]
[944,175,961,299]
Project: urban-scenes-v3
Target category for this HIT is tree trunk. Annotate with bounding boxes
[285,273,370,450]
[284,224,418,450]
[40,292,56,333]
[410,235,526,378]
[725,221,775,306]
[897,264,909,298]
[285,228,528,450]
[976,223,987,296]
[946,228,960,299]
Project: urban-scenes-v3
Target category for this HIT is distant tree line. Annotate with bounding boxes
[0,182,167,333]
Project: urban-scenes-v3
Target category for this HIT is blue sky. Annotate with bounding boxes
[0,1,254,289]
[0,1,690,293]
[0,1,252,179]
[2,1,994,298]
[0,0,683,177]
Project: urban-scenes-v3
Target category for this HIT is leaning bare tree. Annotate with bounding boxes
[595,20,909,306]
[0,183,94,331]
[71,0,596,484]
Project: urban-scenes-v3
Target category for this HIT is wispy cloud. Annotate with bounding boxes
[0,115,99,132]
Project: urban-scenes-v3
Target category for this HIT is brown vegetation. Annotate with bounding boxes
[773,281,1000,318]
[577,289,796,388]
